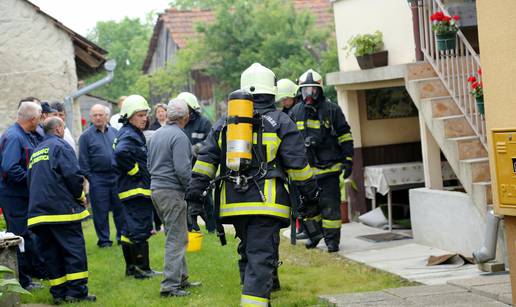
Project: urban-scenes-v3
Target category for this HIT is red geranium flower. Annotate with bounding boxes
[453,15,460,21]
[478,68,482,76]
[471,82,479,89]
[468,76,477,83]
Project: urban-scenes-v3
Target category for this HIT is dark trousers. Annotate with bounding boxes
[0,195,36,287]
[317,174,342,248]
[121,197,153,243]
[31,223,88,299]
[89,174,126,245]
[234,216,281,301]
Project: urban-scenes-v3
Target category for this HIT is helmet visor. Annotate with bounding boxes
[301,86,320,101]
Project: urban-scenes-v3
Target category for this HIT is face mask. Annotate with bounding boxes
[301,87,319,105]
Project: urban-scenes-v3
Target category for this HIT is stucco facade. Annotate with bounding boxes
[333,0,416,72]
[0,0,78,133]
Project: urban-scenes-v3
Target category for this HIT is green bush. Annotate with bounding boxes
[344,31,384,57]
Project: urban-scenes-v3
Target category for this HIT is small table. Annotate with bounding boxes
[364,161,457,231]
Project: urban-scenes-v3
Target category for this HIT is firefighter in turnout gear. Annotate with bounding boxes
[290,69,353,253]
[178,92,216,233]
[27,117,95,304]
[112,95,161,279]
[276,78,299,115]
[186,63,320,306]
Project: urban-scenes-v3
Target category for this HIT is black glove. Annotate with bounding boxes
[185,188,203,204]
[187,200,205,232]
[298,188,321,218]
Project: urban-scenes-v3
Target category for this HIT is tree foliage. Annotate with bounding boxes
[85,16,153,101]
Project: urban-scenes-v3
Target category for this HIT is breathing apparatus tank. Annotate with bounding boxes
[226,90,254,172]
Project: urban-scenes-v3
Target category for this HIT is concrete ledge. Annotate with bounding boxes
[326,63,408,87]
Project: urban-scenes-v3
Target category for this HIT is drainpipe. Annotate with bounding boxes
[473,209,502,264]
[410,0,424,61]
[64,59,117,134]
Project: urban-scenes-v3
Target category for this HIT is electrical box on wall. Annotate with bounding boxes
[492,128,516,214]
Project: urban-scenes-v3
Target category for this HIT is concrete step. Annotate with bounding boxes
[406,62,438,81]
[434,115,476,138]
[461,158,491,183]
[427,96,463,118]
[414,77,450,99]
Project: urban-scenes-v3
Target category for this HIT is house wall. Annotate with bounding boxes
[146,23,178,74]
[357,91,421,147]
[333,0,416,72]
[0,0,77,133]
[477,0,516,217]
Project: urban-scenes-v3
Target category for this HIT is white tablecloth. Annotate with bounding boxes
[364,162,457,199]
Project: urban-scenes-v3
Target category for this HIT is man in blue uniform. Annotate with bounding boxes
[79,104,125,247]
[290,69,354,253]
[112,95,160,279]
[0,101,43,290]
[177,92,215,233]
[27,117,95,304]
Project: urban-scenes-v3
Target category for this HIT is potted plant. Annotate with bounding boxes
[344,31,388,69]
[430,11,460,51]
[468,68,484,115]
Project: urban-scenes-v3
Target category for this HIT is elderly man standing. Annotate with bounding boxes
[51,101,76,153]
[0,101,43,290]
[79,104,125,247]
[28,117,94,304]
[148,98,201,297]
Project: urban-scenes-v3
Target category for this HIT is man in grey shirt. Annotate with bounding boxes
[147,98,201,297]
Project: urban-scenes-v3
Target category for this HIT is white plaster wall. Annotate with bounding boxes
[0,0,78,132]
[410,188,484,255]
[333,0,416,72]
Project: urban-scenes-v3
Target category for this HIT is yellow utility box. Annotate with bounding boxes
[492,128,516,214]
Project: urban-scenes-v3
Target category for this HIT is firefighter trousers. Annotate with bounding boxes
[317,174,342,250]
[121,197,153,244]
[234,216,281,306]
[31,222,88,299]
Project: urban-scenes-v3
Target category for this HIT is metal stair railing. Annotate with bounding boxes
[418,0,486,148]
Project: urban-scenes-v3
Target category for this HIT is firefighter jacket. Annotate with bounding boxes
[112,123,151,201]
[187,95,319,226]
[290,96,353,178]
[0,123,38,197]
[183,110,212,146]
[27,134,89,227]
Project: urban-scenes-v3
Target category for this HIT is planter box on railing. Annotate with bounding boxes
[476,97,485,115]
[436,32,457,51]
[356,50,388,70]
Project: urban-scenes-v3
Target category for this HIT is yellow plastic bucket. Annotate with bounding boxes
[187,232,203,252]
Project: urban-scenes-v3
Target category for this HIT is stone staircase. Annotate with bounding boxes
[405,63,492,218]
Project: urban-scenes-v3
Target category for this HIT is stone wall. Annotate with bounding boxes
[0,0,77,133]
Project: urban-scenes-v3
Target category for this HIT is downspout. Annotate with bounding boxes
[410,0,424,61]
[64,59,117,134]
[473,209,502,263]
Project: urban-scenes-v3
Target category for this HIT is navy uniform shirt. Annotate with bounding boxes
[0,123,39,197]
[78,125,117,179]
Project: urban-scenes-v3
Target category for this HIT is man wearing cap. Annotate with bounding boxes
[51,101,76,153]
[178,92,215,233]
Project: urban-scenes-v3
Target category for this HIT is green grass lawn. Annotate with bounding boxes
[20,218,413,306]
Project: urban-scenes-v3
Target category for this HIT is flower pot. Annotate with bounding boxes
[356,50,388,70]
[475,97,485,115]
[436,32,456,51]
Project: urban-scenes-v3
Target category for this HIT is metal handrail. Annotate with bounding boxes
[418,0,486,148]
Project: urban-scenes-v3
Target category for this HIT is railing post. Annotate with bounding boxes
[411,0,424,61]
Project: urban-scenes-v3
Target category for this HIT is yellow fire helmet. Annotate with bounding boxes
[240,63,277,96]
[276,78,298,102]
[119,95,150,119]
[298,69,323,88]
[177,92,200,110]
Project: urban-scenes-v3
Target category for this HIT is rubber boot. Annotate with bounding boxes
[131,243,154,279]
[237,241,246,285]
[121,243,135,276]
[323,228,341,253]
[139,241,162,277]
[304,219,323,249]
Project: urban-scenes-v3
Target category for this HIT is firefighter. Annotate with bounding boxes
[112,95,160,279]
[177,92,216,233]
[290,69,353,253]
[276,78,299,114]
[27,117,95,304]
[185,63,320,306]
